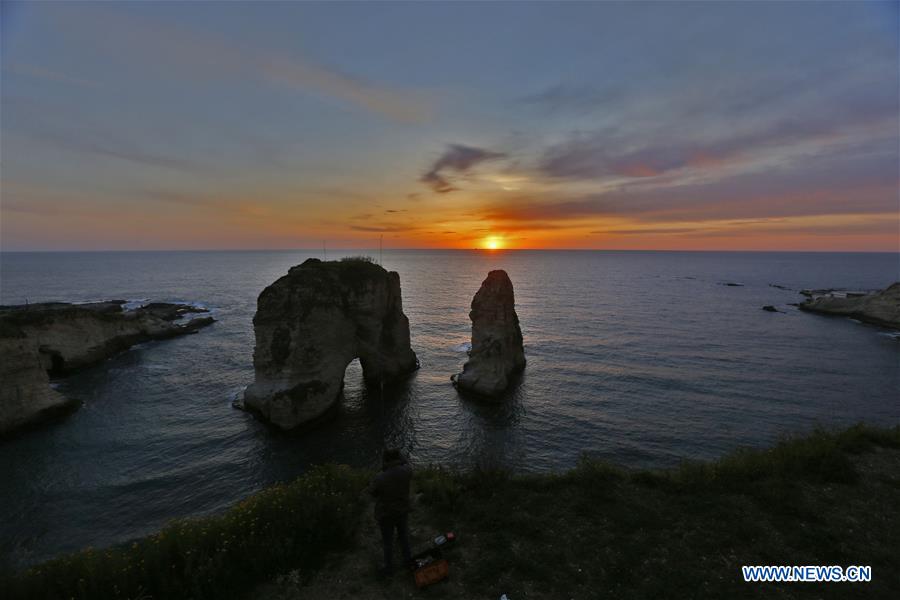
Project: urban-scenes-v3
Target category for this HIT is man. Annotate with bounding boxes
[370,448,413,577]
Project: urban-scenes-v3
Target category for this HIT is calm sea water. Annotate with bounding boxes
[1,250,898,567]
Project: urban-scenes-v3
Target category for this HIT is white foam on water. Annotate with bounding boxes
[122,299,150,311]
[229,386,248,409]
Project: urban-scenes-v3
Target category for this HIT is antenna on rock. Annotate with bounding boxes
[323,240,326,261]
[379,234,383,265]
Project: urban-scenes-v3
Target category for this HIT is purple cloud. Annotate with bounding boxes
[420,144,506,193]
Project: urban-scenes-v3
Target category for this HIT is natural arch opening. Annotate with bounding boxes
[341,357,366,407]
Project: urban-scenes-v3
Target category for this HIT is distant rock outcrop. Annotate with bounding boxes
[0,301,214,437]
[799,283,900,329]
[452,270,525,398]
[242,258,418,430]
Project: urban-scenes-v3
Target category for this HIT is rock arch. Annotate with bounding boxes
[242,258,418,429]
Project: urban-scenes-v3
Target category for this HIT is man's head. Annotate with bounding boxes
[382,448,403,465]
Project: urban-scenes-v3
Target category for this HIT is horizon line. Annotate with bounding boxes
[1,247,898,255]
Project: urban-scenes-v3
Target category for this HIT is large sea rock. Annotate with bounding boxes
[0,301,214,437]
[799,283,900,329]
[452,270,525,397]
[242,258,418,430]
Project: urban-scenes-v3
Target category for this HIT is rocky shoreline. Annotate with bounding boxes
[798,282,900,330]
[0,300,214,437]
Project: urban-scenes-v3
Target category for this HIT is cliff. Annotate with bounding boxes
[452,270,525,397]
[0,301,214,436]
[242,258,418,430]
[799,282,900,329]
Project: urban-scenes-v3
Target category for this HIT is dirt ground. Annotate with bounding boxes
[252,492,483,600]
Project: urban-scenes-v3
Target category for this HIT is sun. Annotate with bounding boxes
[483,235,503,250]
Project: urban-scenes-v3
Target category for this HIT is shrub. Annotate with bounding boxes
[415,466,464,512]
[650,424,900,494]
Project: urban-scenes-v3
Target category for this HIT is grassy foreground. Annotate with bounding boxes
[7,424,900,599]
[5,465,370,600]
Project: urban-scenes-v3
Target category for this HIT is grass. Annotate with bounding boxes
[261,423,900,600]
[403,424,900,599]
[5,465,370,600]
[7,425,900,599]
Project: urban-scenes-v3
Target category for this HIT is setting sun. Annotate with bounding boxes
[483,236,503,250]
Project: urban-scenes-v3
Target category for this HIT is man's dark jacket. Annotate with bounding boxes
[370,457,412,521]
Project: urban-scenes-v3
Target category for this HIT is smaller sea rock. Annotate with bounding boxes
[452,270,525,398]
[762,305,780,313]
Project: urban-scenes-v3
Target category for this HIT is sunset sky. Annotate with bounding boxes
[2,1,898,252]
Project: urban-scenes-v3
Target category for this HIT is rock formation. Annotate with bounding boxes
[452,270,525,397]
[799,283,900,329]
[242,258,418,430]
[0,301,214,437]
[0,325,78,437]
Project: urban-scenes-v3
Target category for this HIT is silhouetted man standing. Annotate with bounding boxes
[370,448,413,577]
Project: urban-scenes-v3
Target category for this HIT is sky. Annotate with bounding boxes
[1,1,898,252]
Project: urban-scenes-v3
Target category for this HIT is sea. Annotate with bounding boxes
[0,249,898,568]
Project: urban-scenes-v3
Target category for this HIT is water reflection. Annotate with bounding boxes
[451,374,527,469]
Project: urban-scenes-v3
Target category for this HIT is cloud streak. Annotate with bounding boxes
[262,58,432,124]
[26,129,209,173]
[537,99,897,182]
[47,6,434,124]
[2,62,102,89]
[518,83,622,115]
[528,39,898,185]
[420,144,506,193]
[484,140,899,225]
